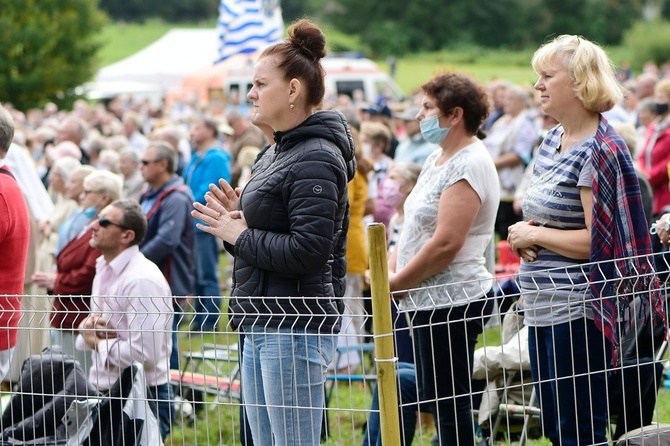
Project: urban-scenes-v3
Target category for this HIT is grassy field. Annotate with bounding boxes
[97,20,638,95]
[96,19,214,69]
[97,20,537,94]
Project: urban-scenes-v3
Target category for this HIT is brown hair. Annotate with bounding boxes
[350,127,372,176]
[260,19,328,108]
[361,121,391,150]
[201,119,219,139]
[421,72,490,135]
[113,199,148,246]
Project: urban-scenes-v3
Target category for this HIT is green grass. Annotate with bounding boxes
[377,50,538,94]
[97,20,536,94]
[96,19,215,68]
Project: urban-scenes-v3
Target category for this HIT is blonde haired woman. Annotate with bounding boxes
[508,35,664,445]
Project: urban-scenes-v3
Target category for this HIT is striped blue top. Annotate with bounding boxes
[519,125,595,327]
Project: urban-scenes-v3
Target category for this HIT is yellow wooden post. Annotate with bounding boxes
[367,223,400,446]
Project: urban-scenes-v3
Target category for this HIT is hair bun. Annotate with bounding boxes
[286,19,327,62]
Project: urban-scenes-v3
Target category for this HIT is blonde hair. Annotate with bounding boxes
[83,170,123,201]
[361,121,391,148]
[98,149,120,173]
[531,35,623,113]
[390,162,422,188]
[655,79,670,98]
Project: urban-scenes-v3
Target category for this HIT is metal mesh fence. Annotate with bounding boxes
[2,251,670,445]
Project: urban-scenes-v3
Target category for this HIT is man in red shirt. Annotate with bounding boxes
[0,104,30,381]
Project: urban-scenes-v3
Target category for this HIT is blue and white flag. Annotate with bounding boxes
[216,0,284,63]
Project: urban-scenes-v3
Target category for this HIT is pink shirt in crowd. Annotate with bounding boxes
[76,245,173,391]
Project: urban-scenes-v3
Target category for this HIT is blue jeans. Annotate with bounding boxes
[193,231,221,330]
[528,319,610,446]
[146,382,175,440]
[241,326,335,446]
[362,362,418,446]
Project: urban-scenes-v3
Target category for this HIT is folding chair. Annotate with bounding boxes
[325,342,377,406]
[322,343,377,439]
[170,343,241,414]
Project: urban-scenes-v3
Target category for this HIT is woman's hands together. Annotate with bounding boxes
[507,220,540,262]
[191,179,247,246]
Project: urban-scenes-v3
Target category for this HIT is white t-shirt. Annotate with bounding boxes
[396,140,500,310]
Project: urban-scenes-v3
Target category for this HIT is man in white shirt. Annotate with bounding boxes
[76,199,174,439]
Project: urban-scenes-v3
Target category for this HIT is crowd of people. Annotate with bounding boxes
[1,23,670,445]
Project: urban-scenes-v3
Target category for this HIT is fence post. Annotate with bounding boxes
[367,223,400,446]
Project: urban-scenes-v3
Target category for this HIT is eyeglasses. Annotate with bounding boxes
[97,215,130,230]
[141,159,160,166]
[83,189,102,196]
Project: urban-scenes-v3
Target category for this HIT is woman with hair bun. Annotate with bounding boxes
[191,19,355,444]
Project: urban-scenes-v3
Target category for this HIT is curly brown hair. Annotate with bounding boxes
[421,72,490,135]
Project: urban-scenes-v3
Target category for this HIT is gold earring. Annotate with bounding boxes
[289,103,295,109]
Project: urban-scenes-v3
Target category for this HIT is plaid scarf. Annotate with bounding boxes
[590,116,666,366]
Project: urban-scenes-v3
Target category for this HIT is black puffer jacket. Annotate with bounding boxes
[228,110,356,333]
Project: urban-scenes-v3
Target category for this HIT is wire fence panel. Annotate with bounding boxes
[1,251,670,445]
[391,251,669,446]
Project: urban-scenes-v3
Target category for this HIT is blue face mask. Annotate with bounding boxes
[420,114,450,144]
[83,206,98,219]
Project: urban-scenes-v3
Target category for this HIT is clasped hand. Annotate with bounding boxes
[507,220,540,263]
[191,179,247,246]
[79,313,116,350]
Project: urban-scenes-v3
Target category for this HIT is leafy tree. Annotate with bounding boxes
[600,0,644,44]
[363,20,410,56]
[328,0,385,35]
[402,0,456,51]
[0,0,106,110]
[530,0,642,45]
[622,19,670,69]
[466,0,549,48]
[98,0,149,21]
[158,0,218,22]
[99,0,217,22]
[283,0,313,22]
[325,0,644,55]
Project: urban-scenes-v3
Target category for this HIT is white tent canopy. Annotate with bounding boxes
[90,29,221,99]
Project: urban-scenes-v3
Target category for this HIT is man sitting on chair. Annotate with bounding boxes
[76,199,174,439]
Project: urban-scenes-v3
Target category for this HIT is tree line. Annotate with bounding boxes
[3,0,669,110]
[321,0,646,55]
[98,0,662,56]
